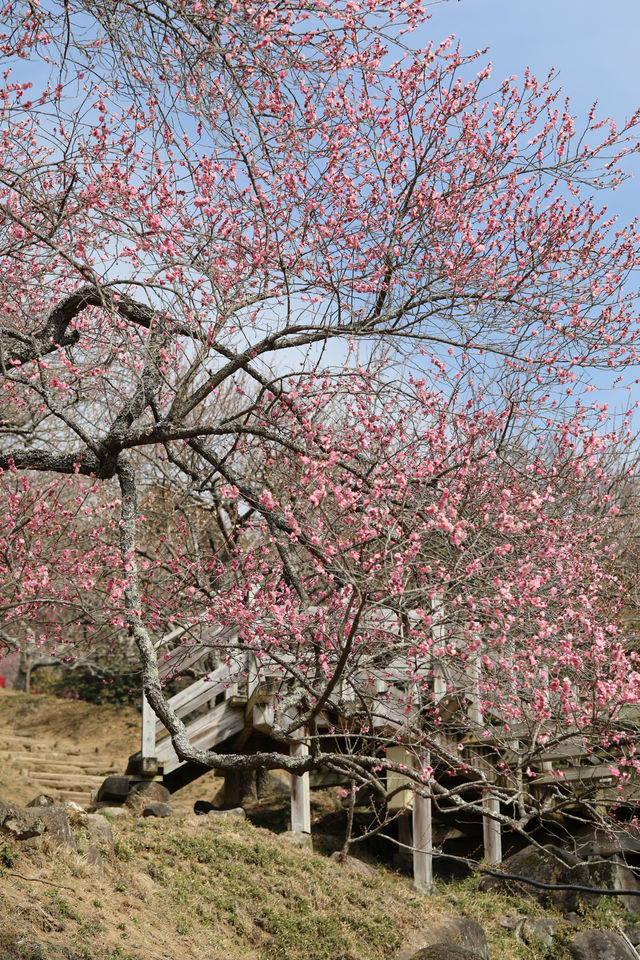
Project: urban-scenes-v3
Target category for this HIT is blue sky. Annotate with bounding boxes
[421,0,640,224]
[414,1,640,413]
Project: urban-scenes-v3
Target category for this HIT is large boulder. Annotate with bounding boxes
[95,805,130,818]
[126,779,171,807]
[569,929,638,960]
[38,807,77,850]
[0,799,75,850]
[96,775,133,804]
[84,845,104,877]
[479,844,594,912]
[202,807,246,820]
[584,857,640,916]
[329,852,377,879]
[575,826,640,859]
[142,802,173,818]
[428,919,488,960]
[86,813,114,850]
[0,800,42,840]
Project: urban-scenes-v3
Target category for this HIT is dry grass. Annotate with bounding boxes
[0,691,633,960]
[0,811,448,960]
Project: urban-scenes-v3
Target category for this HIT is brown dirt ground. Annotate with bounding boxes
[0,689,140,754]
[0,690,140,807]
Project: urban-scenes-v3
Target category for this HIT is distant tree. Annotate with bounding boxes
[0,0,639,840]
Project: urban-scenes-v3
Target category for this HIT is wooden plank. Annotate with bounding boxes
[158,644,215,679]
[290,735,311,835]
[157,624,237,679]
[533,764,615,785]
[178,700,243,742]
[165,664,233,711]
[155,700,245,774]
[482,791,502,865]
[156,671,240,734]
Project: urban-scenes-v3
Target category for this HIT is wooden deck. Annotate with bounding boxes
[139,629,637,892]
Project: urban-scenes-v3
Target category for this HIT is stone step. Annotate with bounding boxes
[3,765,116,784]
[21,767,117,781]
[2,753,116,772]
[1,735,56,751]
[0,749,115,765]
[26,772,106,788]
[19,757,117,775]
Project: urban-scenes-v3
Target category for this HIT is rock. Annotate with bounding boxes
[194,800,216,815]
[585,857,640,916]
[521,917,559,947]
[66,807,89,828]
[256,770,289,799]
[142,802,173,818]
[37,807,77,851]
[26,794,56,808]
[408,947,483,960]
[427,919,488,960]
[282,830,312,850]
[96,775,132,804]
[624,924,640,947]
[86,814,114,850]
[203,807,246,820]
[565,912,584,926]
[398,917,488,960]
[223,768,258,806]
[126,780,171,807]
[64,801,85,813]
[569,929,638,960]
[329,852,377,878]
[0,801,43,840]
[575,826,640,859]
[479,844,594,912]
[497,911,525,932]
[0,799,75,849]
[85,845,103,877]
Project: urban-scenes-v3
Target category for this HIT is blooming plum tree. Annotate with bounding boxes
[0,0,639,842]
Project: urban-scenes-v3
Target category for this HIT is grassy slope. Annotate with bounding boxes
[0,692,633,960]
[0,810,631,960]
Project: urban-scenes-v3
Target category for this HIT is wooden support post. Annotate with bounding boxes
[467,640,482,728]
[141,692,159,776]
[431,593,446,702]
[245,650,258,703]
[412,754,433,893]
[142,692,156,759]
[290,736,311,835]
[482,790,502,865]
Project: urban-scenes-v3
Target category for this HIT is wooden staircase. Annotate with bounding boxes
[0,731,120,807]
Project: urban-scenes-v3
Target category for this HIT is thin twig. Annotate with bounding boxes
[6,871,76,891]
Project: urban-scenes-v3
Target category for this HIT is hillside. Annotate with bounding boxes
[0,691,635,960]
